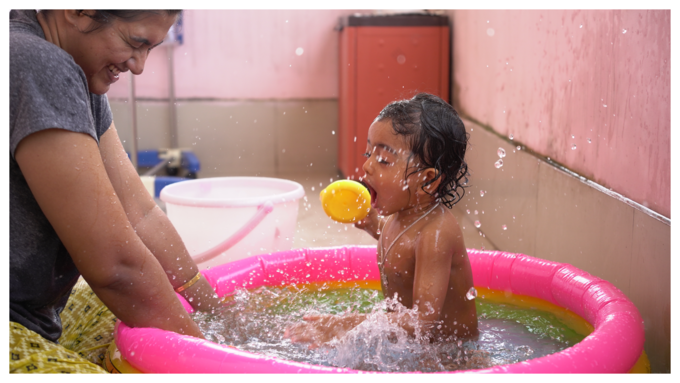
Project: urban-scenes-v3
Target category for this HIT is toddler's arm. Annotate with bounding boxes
[412,225,454,323]
[285,313,367,348]
[354,208,382,240]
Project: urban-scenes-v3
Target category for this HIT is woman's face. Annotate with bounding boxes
[66,12,176,95]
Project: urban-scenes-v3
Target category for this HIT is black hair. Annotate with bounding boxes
[376,93,470,208]
[69,10,181,33]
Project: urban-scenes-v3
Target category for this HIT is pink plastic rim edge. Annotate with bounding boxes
[115,246,645,373]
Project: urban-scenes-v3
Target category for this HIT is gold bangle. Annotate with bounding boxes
[175,272,201,293]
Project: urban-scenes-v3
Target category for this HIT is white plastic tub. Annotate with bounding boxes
[160,177,305,270]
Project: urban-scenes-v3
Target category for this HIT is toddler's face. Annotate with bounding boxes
[361,119,423,216]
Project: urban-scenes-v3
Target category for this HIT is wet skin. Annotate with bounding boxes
[286,119,477,346]
[361,119,478,340]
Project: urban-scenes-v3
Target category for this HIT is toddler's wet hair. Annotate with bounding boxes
[377,93,470,208]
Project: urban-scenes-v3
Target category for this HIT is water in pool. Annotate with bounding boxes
[192,284,585,372]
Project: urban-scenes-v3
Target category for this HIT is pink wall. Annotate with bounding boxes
[451,10,670,218]
[108,10,359,100]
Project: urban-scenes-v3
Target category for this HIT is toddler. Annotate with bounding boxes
[286,93,477,347]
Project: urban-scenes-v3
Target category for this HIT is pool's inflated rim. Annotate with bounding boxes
[114,246,645,373]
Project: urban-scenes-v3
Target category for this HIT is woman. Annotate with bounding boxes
[9,10,220,373]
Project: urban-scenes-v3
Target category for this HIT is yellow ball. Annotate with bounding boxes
[319,180,371,223]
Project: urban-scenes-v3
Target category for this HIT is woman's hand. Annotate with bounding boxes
[176,276,221,313]
[285,313,365,349]
[354,208,382,240]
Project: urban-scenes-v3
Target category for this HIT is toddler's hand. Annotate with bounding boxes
[284,314,363,349]
[354,208,380,239]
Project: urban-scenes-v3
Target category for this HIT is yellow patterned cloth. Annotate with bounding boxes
[9,277,117,373]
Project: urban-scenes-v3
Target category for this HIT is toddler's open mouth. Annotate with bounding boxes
[359,179,377,208]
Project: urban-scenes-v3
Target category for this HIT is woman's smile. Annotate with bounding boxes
[106,64,122,83]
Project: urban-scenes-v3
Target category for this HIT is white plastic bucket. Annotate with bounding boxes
[160,177,305,270]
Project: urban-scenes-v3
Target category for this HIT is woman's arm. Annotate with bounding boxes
[98,123,220,312]
[14,128,204,337]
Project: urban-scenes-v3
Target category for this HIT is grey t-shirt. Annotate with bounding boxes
[9,10,113,342]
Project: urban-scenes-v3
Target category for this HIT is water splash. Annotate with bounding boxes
[466,287,478,301]
[192,285,582,373]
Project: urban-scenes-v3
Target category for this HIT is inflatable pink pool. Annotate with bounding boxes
[112,246,646,373]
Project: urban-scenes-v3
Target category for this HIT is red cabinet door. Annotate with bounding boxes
[339,21,449,179]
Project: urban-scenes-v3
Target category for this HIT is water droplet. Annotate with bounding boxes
[295,47,304,55]
[502,225,507,230]
[486,28,495,36]
[474,210,478,215]
[571,135,575,139]
[571,144,577,150]
[509,134,514,140]
[587,138,592,143]
[466,287,478,300]
[516,146,521,151]
[474,220,481,228]
[580,24,583,28]
[466,209,471,214]
[497,148,506,158]
[494,159,504,168]
[331,131,335,135]
[622,29,627,34]
[603,104,607,108]
[480,190,486,197]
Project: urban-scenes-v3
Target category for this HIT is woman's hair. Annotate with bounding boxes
[376,93,470,208]
[43,10,181,33]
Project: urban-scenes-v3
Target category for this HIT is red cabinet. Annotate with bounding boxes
[338,14,450,179]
